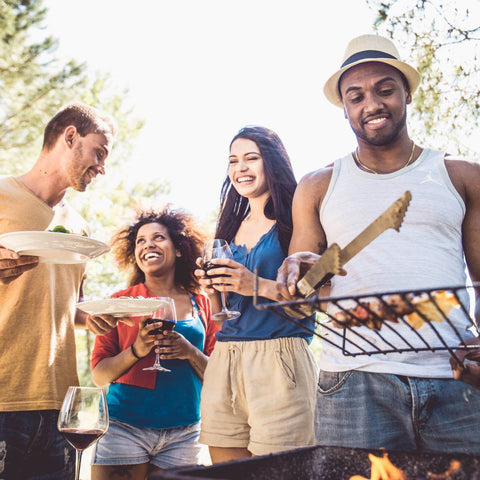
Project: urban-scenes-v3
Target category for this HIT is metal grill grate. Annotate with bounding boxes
[254,282,479,364]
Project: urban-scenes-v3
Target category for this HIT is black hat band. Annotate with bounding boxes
[341,50,397,68]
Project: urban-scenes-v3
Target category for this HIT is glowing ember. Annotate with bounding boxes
[350,452,407,480]
[427,460,462,479]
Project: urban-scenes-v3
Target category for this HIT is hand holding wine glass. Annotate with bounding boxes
[143,297,177,372]
[58,386,109,480]
[202,239,241,321]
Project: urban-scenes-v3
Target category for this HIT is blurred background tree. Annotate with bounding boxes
[367,0,480,157]
[0,0,172,385]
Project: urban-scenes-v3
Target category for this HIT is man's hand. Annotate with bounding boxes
[0,246,39,285]
[276,251,321,299]
[449,337,480,389]
[274,251,324,319]
[85,313,135,335]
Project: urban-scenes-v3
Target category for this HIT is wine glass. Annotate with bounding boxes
[143,297,177,372]
[202,239,241,321]
[58,386,109,480]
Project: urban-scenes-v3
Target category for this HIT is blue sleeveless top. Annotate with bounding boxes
[216,225,313,342]
[106,295,204,429]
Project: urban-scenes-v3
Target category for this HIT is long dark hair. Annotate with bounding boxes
[215,126,297,254]
[111,206,206,293]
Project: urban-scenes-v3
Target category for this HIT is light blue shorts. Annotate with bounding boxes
[90,418,201,469]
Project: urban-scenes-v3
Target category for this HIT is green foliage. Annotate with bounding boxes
[367,0,480,157]
[0,0,87,172]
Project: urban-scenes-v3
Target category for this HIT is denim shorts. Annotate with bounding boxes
[91,418,201,469]
[0,410,75,480]
[315,370,480,454]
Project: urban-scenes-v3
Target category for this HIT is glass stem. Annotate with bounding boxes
[220,292,228,312]
[75,450,82,480]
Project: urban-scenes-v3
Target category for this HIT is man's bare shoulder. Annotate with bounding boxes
[444,155,480,170]
[444,156,480,183]
[298,163,334,191]
[444,156,480,204]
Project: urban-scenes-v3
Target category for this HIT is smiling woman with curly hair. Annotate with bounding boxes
[111,207,204,292]
[89,205,218,479]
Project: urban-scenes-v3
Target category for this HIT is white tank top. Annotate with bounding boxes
[319,148,470,377]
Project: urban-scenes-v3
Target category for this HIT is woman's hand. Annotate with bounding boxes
[155,330,209,379]
[92,316,162,386]
[155,330,195,360]
[202,258,255,296]
[194,256,217,296]
[131,317,163,358]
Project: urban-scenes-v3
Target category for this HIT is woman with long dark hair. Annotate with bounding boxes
[196,126,318,463]
[89,206,218,479]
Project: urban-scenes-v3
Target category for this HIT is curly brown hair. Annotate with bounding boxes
[110,206,206,293]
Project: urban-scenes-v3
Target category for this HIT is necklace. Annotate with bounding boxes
[353,140,416,174]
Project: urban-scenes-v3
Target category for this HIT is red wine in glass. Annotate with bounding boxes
[202,239,240,321]
[202,261,232,279]
[144,318,176,335]
[61,428,106,451]
[143,297,177,372]
[202,261,223,279]
[57,386,108,480]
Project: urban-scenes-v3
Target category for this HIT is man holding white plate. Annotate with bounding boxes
[0,102,121,479]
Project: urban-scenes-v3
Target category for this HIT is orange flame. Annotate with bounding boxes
[350,452,407,480]
[349,453,462,480]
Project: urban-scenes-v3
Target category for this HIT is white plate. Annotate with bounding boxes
[76,298,170,317]
[0,231,110,264]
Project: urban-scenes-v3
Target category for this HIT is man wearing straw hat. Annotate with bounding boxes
[277,34,480,452]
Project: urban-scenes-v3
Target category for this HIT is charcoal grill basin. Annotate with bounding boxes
[149,444,480,479]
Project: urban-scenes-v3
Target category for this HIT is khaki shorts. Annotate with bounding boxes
[199,337,319,456]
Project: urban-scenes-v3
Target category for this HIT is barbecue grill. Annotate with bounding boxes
[149,444,480,479]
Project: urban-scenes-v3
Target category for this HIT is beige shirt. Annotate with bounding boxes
[0,176,87,411]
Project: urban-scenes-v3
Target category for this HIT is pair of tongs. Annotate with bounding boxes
[296,191,412,298]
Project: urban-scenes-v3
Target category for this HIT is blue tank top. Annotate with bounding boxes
[106,295,204,429]
[216,225,313,342]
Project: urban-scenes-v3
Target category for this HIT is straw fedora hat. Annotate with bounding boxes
[323,34,421,107]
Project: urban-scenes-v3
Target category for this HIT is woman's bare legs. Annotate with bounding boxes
[208,446,252,464]
[91,463,151,480]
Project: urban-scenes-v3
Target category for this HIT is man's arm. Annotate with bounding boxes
[277,167,333,298]
[446,158,480,318]
[460,161,480,321]
[289,167,332,255]
[446,158,480,387]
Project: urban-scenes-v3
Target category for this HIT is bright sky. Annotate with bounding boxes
[43,0,377,222]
